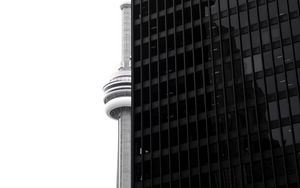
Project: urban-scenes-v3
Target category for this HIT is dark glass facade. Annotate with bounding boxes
[131,0,300,187]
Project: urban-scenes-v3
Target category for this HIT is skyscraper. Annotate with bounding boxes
[131,0,300,187]
[103,1,131,188]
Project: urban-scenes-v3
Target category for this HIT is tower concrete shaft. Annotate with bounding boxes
[103,1,131,188]
[117,110,131,188]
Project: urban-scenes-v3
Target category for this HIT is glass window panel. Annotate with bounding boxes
[259,5,268,21]
[206,92,215,111]
[208,117,217,136]
[261,132,271,151]
[219,141,228,161]
[243,163,252,184]
[298,69,300,85]
[294,123,300,143]
[287,70,297,89]
[284,45,294,64]
[240,11,248,28]
[261,28,270,45]
[211,0,218,15]
[290,96,300,115]
[266,76,276,94]
[276,73,286,92]
[228,112,237,131]
[200,146,208,164]
[232,36,241,52]
[271,25,280,41]
[258,104,268,130]
[218,115,226,134]
[269,101,279,121]
[235,84,245,103]
[199,122,207,141]
[263,159,274,179]
[223,63,232,84]
[281,22,290,39]
[248,108,258,132]
[254,54,263,73]
[205,68,213,86]
[275,157,285,177]
[282,126,293,146]
[253,162,263,182]
[256,78,266,97]
[229,0,237,8]
[220,0,227,11]
[238,110,246,129]
[279,98,290,118]
[268,1,277,19]
[274,48,283,66]
[249,8,258,25]
[243,56,253,75]
[295,42,300,60]
[242,34,250,50]
[230,14,239,30]
[238,0,246,5]
[175,10,182,26]
[251,31,260,48]
[209,144,218,163]
[221,17,229,34]
[272,128,282,147]
[203,4,209,17]
[291,17,300,36]
[286,154,297,175]
[229,139,238,157]
[263,51,272,70]
[289,0,299,12]
[216,89,224,108]
[184,7,191,23]
[278,0,288,16]
[226,87,234,105]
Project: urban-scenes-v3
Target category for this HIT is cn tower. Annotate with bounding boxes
[103,1,131,188]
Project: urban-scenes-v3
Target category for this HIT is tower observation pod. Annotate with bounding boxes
[103,1,131,188]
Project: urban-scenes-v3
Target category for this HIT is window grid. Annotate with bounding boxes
[132,0,300,188]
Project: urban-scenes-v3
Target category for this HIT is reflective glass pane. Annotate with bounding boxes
[269,101,279,121]
[290,96,300,115]
[282,126,293,146]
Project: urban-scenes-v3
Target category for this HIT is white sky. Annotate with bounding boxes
[0,0,122,187]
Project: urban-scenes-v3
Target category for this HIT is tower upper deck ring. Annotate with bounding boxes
[103,70,131,119]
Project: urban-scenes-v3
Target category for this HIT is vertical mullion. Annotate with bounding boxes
[217,0,233,187]
[138,1,145,187]
[164,0,171,187]
[235,0,254,186]
[147,0,154,187]
[131,1,136,187]
[264,0,288,184]
[225,1,247,187]
[274,0,291,184]
[189,1,202,188]
[197,1,206,188]
[182,1,192,188]
[169,0,177,186]
[176,1,183,187]
[240,1,261,186]
[224,0,240,187]
[243,0,266,186]
[212,0,224,187]
[285,0,300,184]
[266,2,287,183]
[155,0,162,187]
[206,1,214,187]
[253,0,277,187]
